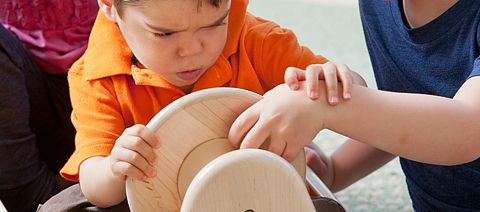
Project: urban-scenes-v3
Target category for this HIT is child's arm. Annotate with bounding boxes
[324,78,480,165]
[79,124,159,207]
[289,67,392,191]
[229,77,480,165]
[228,63,366,162]
[306,139,395,192]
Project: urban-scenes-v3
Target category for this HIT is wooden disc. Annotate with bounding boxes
[180,149,315,212]
[126,88,306,212]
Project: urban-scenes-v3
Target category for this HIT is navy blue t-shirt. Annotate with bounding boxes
[359,0,480,211]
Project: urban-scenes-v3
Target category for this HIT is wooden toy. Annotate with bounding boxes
[126,88,337,212]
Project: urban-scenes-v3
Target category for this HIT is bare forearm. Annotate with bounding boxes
[329,139,395,192]
[324,84,480,165]
[79,156,126,208]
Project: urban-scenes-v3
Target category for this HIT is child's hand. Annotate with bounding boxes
[305,142,334,188]
[108,124,160,181]
[229,83,325,162]
[284,62,363,104]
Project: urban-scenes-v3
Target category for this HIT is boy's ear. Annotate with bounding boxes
[98,0,117,22]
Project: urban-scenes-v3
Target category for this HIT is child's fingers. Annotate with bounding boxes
[338,64,353,99]
[125,125,161,149]
[113,148,156,179]
[228,103,261,148]
[281,143,303,162]
[304,144,332,185]
[239,115,272,149]
[306,141,322,152]
[111,161,146,181]
[305,64,322,99]
[111,161,147,181]
[304,146,318,165]
[305,142,330,171]
[121,135,157,165]
[284,67,305,90]
[304,147,326,176]
[322,62,339,105]
[268,133,287,156]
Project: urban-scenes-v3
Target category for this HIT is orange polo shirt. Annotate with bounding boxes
[61,0,327,181]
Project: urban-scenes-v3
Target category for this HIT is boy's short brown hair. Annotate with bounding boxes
[113,0,225,16]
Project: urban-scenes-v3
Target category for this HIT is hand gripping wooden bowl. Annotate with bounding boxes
[125,87,334,212]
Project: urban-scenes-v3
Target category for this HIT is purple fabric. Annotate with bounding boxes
[1,0,98,74]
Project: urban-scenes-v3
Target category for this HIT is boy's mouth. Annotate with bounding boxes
[176,69,202,81]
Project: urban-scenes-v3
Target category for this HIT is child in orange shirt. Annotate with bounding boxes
[39,0,363,210]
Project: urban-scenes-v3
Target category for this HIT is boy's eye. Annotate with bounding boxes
[217,22,227,26]
[211,22,227,28]
[154,32,173,38]
[202,22,227,30]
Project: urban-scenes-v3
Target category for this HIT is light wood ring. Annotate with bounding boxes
[126,88,306,212]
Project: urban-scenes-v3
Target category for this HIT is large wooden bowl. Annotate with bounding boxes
[125,88,307,212]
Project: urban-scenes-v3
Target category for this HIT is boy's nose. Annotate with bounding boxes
[178,37,203,57]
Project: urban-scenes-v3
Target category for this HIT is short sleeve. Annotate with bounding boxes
[471,57,480,78]
[244,18,328,90]
[60,59,126,181]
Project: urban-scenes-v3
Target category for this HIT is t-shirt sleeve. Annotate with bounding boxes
[470,57,480,78]
[246,21,328,90]
[60,60,125,182]
[472,29,480,78]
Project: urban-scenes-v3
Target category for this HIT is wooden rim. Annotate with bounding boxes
[126,88,306,211]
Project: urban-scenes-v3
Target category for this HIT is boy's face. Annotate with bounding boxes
[112,0,230,90]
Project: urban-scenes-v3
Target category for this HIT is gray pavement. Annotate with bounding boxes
[248,1,413,211]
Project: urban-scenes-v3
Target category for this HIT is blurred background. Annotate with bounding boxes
[248,1,413,211]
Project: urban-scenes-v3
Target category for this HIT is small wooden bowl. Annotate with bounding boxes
[181,149,315,212]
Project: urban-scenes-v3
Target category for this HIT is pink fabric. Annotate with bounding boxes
[1,0,98,74]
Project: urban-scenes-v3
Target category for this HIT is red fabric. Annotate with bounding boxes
[0,0,98,74]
